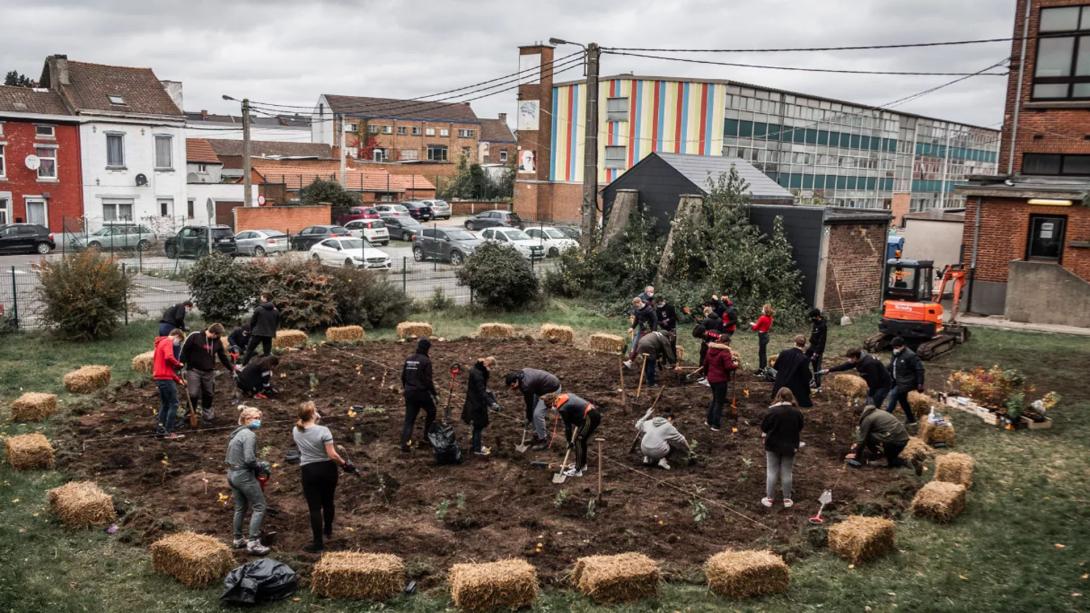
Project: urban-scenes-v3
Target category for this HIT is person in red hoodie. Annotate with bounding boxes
[750,303,775,375]
[704,339,739,431]
[154,329,187,440]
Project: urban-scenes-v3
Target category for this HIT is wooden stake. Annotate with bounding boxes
[618,359,627,409]
[635,354,648,400]
[596,437,605,500]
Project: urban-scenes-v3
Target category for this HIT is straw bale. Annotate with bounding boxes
[311,551,405,601]
[63,365,111,394]
[273,329,308,349]
[449,558,538,611]
[150,532,235,588]
[477,323,515,339]
[910,480,967,523]
[326,325,365,343]
[48,481,116,528]
[539,324,574,344]
[934,452,974,488]
[572,552,660,604]
[10,392,58,422]
[908,391,934,418]
[919,420,956,447]
[4,433,55,470]
[827,515,896,564]
[589,333,625,354]
[827,374,869,399]
[396,321,433,339]
[131,351,155,375]
[705,549,789,599]
[902,436,934,466]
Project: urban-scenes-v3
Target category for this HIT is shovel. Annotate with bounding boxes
[629,385,667,454]
[552,427,579,484]
[443,363,462,423]
[809,489,833,524]
[335,445,365,481]
[515,427,530,454]
[179,380,198,429]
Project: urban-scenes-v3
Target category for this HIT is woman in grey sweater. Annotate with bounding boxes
[225,406,269,555]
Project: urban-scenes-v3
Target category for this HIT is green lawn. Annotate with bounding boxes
[2,305,1088,612]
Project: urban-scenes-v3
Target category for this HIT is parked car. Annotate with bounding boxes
[373,204,411,218]
[413,227,482,265]
[344,219,390,246]
[479,227,544,260]
[553,225,582,241]
[526,227,580,257]
[335,206,380,226]
[423,199,452,220]
[308,237,391,270]
[0,223,54,255]
[164,225,237,259]
[234,229,290,256]
[71,223,155,252]
[401,201,433,222]
[383,215,422,241]
[465,209,523,231]
[290,225,350,251]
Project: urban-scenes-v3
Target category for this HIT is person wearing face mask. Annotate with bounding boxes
[293,401,355,553]
[180,322,238,425]
[152,329,187,440]
[225,406,270,555]
[885,337,925,425]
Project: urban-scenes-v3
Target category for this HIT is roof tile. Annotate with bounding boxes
[0,85,71,116]
[323,94,478,123]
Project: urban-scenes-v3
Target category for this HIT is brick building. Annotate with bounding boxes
[478,113,516,165]
[0,85,82,231]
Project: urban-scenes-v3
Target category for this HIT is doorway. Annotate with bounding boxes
[1027,214,1066,262]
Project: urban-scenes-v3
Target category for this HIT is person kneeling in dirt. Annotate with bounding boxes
[293,401,355,553]
[463,356,497,457]
[555,393,601,478]
[400,338,438,452]
[845,404,922,475]
[636,330,679,388]
[153,329,187,440]
[227,323,251,361]
[180,323,238,425]
[237,356,279,399]
[635,409,690,470]
[820,348,892,407]
[505,367,561,449]
[226,406,270,555]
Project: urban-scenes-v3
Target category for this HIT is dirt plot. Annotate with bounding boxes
[59,338,917,585]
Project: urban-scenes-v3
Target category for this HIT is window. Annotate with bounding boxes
[158,198,173,217]
[458,128,475,138]
[382,125,393,134]
[368,124,381,134]
[0,144,5,177]
[197,163,208,173]
[24,198,47,226]
[411,126,421,136]
[106,133,125,168]
[426,144,448,161]
[440,128,449,137]
[0,196,8,225]
[400,148,419,161]
[604,145,626,169]
[1027,214,1066,261]
[373,148,387,162]
[1023,152,1090,175]
[1032,5,1090,99]
[154,135,173,170]
[397,126,407,135]
[35,125,55,138]
[499,150,508,162]
[425,127,436,136]
[607,97,629,122]
[187,199,195,219]
[102,199,134,222]
[35,146,57,179]
[345,123,358,133]
[108,95,126,105]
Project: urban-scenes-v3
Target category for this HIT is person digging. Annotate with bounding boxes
[180,323,238,426]
[152,328,187,440]
[555,393,601,478]
[236,355,280,399]
[634,409,691,470]
[635,329,680,388]
[505,367,561,450]
[242,292,279,366]
[845,404,923,475]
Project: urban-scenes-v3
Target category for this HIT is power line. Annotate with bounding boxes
[602,36,1020,53]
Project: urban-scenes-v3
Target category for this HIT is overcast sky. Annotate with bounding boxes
[1,0,1015,129]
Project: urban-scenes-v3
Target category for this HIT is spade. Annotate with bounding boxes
[809,489,833,524]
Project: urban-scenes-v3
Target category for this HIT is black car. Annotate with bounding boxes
[401,201,433,222]
[164,225,237,259]
[0,223,55,255]
[464,210,522,231]
[382,216,423,241]
[290,225,351,251]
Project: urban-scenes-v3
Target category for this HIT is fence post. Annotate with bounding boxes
[122,263,129,326]
[10,266,18,330]
[401,256,407,293]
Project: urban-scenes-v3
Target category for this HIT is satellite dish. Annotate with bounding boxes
[24,154,41,171]
[135,173,148,186]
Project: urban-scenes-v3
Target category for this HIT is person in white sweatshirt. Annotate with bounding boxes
[634,409,691,470]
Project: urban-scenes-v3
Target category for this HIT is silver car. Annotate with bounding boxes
[424,199,452,220]
[71,223,156,251]
[234,229,290,256]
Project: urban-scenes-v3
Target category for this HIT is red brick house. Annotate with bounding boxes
[0,85,82,231]
[479,113,516,165]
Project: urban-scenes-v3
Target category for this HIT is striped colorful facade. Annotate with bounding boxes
[549,78,727,183]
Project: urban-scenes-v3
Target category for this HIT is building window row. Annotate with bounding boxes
[362,124,475,138]
[1033,5,1090,99]
[725,118,900,153]
[1022,152,1090,175]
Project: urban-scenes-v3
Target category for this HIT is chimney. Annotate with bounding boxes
[498,112,507,123]
[49,54,70,86]
[200,109,208,119]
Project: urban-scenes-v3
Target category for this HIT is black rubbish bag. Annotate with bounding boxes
[221,558,298,605]
[427,422,463,465]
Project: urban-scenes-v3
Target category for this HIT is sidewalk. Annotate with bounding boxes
[958,315,1090,337]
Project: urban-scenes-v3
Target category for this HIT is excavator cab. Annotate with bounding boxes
[864,256,970,359]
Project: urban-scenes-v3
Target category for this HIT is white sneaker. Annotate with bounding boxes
[783,499,794,508]
[760,497,774,508]
[246,539,269,555]
[657,458,671,470]
[562,467,584,478]
[231,538,247,549]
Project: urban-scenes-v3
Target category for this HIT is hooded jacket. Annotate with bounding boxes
[159,303,189,331]
[704,343,737,384]
[461,360,491,428]
[856,405,909,446]
[829,352,891,392]
[761,401,805,455]
[888,347,925,389]
[808,316,828,355]
[249,302,280,337]
[654,303,678,332]
[632,303,658,332]
[402,338,437,396]
[636,331,677,366]
[180,330,233,372]
[635,415,690,459]
[152,336,184,383]
[225,425,258,470]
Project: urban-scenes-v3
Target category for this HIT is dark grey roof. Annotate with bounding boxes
[653,152,794,202]
[323,94,479,123]
[822,207,892,224]
[955,174,1090,199]
[902,208,965,222]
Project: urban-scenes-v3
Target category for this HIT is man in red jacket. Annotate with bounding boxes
[153,329,186,440]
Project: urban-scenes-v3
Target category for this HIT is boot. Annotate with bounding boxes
[231,538,247,549]
[246,539,269,556]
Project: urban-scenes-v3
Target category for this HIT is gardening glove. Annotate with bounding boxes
[917,385,925,393]
[342,462,358,474]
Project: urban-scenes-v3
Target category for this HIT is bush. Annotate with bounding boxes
[328,267,413,329]
[422,287,456,311]
[544,211,663,301]
[251,259,338,331]
[36,251,131,339]
[456,242,539,310]
[300,179,360,221]
[186,254,256,324]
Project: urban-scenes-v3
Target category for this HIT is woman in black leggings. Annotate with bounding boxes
[292,401,356,553]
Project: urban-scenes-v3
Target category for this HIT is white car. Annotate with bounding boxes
[343,219,390,246]
[525,227,579,257]
[422,199,452,220]
[479,227,545,260]
[373,203,411,219]
[308,237,392,270]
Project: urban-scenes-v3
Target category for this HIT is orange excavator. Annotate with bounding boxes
[863,256,970,360]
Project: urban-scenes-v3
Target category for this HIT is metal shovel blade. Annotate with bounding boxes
[551,469,568,484]
[515,428,530,454]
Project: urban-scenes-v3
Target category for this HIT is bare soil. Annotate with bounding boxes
[59,338,919,585]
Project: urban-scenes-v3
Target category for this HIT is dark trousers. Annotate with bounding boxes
[158,322,177,337]
[185,368,215,421]
[867,386,890,409]
[757,332,769,371]
[401,392,437,447]
[885,385,917,423]
[807,350,823,386]
[865,439,908,467]
[242,335,273,365]
[301,460,338,546]
[156,379,179,434]
[573,412,601,471]
[471,424,486,452]
[706,381,728,428]
[643,354,657,386]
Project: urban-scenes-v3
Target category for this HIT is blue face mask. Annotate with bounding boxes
[249,419,262,430]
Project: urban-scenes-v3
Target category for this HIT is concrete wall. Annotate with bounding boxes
[1005,260,1090,326]
[900,218,963,275]
[234,204,330,234]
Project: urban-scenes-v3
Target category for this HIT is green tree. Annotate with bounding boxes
[456,242,539,310]
[299,178,360,220]
[186,254,256,324]
[36,251,131,340]
[4,71,36,87]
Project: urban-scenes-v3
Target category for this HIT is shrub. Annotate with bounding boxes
[36,251,131,339]
[457,242,539,310]
[251,259,338,331]
[186,254,256,324]
[299,178,359,221]
[544,211,662,300]
[422,286,456,311]
[328,267,413,329]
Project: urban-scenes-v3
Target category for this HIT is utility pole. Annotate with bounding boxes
[581,42,600,252]
[339,113,347,187]
[242,98,252,207]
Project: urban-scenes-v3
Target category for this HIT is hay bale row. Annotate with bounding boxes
[572,552,660,604]
[396,321,433,339]
[827,374,869,399]
[477,322,515,339]
[326,325,365,343]
[910,481,967,523]
[273,329,308,349]
[908,391,934,418]
[150,532,235,588]
[919,420,956,447]
[589,333,625,354]
[827,515,896,564]
[902,436,934,466]
[311,551,404,601]
[48,481,117,528]
[934,452,974,488]
[540,324,574,345]
[4,433,55,470]
[63,365,111,394]
[705,549,789,600]
[449,558,538,611]
[131,351,155,375]
[10,392,58,422]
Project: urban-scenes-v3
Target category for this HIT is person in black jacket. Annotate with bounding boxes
[180,323,237,424]
[243,294,279,365]
[821,348,893,407]
[653,296,677,333]
[760,387,805,508]
[694,306,727,373]
[400,338,438,452]
[806,308,828,389]
[158,300,193,337]
[227,324,251,360]
[771,335,813,408]
[236,355,279,399]
[885,337,925,424]
[625,297,658,367]
[462,357,497,456]
[505,368,561,447]
[555,393,601,478]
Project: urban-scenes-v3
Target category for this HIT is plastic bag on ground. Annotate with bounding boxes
[427,422,463,465]
[221,558,298,605]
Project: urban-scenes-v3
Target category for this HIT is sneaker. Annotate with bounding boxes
[657,458,671,470]
[474,447,492,457]
[642,456,653,466]
[303,542,324,554]
[710,425,721,432]
[562,467,584,478]
[246,539,270,556]
[163,432,185,441]
[760,497,774,508]
[783,499,794,508]
[231,538,247,549]
[254,393,269,400]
